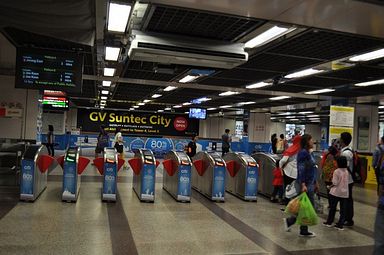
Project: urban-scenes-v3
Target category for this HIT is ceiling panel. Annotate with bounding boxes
[319,65,384,81]
[284,76,354,88]
[145,5,265,41]
[212,68,281,81]
[113,84,161,101]
[198,77,251,87]
[155,88,218,104]
[267,30,384,60]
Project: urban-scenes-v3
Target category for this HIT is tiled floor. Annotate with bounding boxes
[0,159,379,255]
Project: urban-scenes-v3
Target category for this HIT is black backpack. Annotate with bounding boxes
[344,148,363,183]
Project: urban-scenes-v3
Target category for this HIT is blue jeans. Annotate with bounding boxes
[286,191,315,234]
[374,208,384,255]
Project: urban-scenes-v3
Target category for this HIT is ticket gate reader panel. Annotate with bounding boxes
[130,149,157,202]
[20,145,52,201]
[224,152,259,201]
[62,147,81,202]
[102,148,119,201]
[163,151,192,202]
[251,153,280,197]
[192,151,226,201]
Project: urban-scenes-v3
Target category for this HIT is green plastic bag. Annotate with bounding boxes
[284,193,305,215]
[296,192,318,226]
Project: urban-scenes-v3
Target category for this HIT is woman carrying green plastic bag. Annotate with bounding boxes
[283,134,319,237]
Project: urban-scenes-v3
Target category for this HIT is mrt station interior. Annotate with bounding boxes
[0,1,384,254]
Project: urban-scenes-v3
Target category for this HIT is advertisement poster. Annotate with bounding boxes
[21,160,34,195]
[329,127,353,146]
[212,165,225,201]
[330,106,354,127]
[62,161,77,196]
[77,109,199,137]
[141,164,155,200]
[103,162,117,195]
[177,165,191,199]
[245,165,258,199]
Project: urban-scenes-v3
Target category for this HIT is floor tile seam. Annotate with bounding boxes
[288,245,374,254]
[191,191,292,255]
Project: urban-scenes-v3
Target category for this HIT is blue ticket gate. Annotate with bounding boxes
[93,148,124,202]
[20,145,54,201]
[58,147,90,202]
[129,149,159,202]
[192,151,226,202]
[223,152,259,201]
[162,151,192,202]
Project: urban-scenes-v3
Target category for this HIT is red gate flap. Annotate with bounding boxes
[117,158,125,171]
[93,157,104,175]
[37,155,55,173]
[57,155,64,169]
[128,158,142,175]
[162,159,176,176]
[78,157,90,175]
[226,160,237,177]
[155,160,160,168]
[193,159,206,176]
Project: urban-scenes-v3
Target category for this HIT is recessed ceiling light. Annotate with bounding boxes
[179,75,199,83]
[105,46,121,61]
[164,107,171,110]
[219,91,240,96]
[164,86,177,91]
[349,48,384,62]
[152,94,162,98]
[299,111,314,114]
[220,105,232,108]
[101,96,108,100]
[100,106,105,109]
[193,97,212,102]
[207,108,217,110]
[379,105,384,109]
[278,112,292,115]
[173,105,182,108]
[305,88,335,94]
[129,108,134,110]
[133,105,139,108]
[286,116,296,119]
[138,103,145,106]
[101,90,109,95]
[143,99,151,103]
[238,101,255,105]
[284,68,324,79]
[104,68,116,77]
[246,81,272,89]
[157,110,164,112]
[244,26,296,48]
[307,115,320,118]
[184,111,189,114]
[102,81,111,87]
[289,118,299,121]
[107,3,131,32]
[100,100,106,104]
[355,79,384,87]
[182,102,192,106]
[269,96,291,101]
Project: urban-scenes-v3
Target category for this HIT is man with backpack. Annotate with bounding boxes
[95,125,109,158]
[339,132,355,227]
[373,136,384,255]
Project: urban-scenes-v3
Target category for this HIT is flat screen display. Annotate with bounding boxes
[15,47,83,93]
[189,108,206,119]
[42,96,69,110]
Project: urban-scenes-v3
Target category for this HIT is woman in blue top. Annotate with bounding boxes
[284,134,319,237]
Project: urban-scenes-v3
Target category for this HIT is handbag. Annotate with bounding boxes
[285,181,300,199]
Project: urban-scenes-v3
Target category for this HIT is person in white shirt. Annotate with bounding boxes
[339,132,354,227]
[114,127,124,160]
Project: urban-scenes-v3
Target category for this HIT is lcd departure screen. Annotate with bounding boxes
[15,47,83,93]
[189,108,207,120]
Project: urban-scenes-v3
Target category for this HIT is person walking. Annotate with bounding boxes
[95,125,109,158]
[271,160,284,203]
[373,136,384,193]
[373,136,384,254]
[222,129,231,156]
[284,134,318,237]
[187,135,198,159]
[271,133,278,154]
[323,156,349,230]
[114,127,124,160]
[47,125,54,156]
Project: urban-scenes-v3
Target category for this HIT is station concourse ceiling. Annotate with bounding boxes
[0,0,383,123]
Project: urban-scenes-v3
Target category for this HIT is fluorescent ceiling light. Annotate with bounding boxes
[220,105,232,108]
[219,91,240,96]
[286,116,296,119]
[102,81,111,87]
[164,86,177,91]
[238,101,255,105]
[355,79,384,87]
[196,97,211,102]
[284,68,324,79]
[101,90,109,95]
[164,107,171,110]
[105,46,121,61]
[138,103,145,106]
[107,3,131,32]
[151,94,162,98]
[207,108,217,110]
[379,106,384,109]
[173,105,182,108]
[100,100,106,104]
[305,88,335,95]
[133,105,139,108]
[157,110,164,112]
[184,111,189,114]
[129,108,134,111]
[278,112,292,115]
[269,96,291,101]
[143,99,151,103]
[100,106,105,109]
[182,102,192,106]
[271,117,277,120]
[104,68,116,77]
[101,96,108,100]
[246,81,272,89]
[307,115,320,118]
[289,118,299,121]
[299,111,314,114]
[244,26,295,48]
[179,75,198,83]
[349,48,384,62]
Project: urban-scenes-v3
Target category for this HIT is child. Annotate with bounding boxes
[323,156,349,230]
[321,146,338,208]
[271,160,284,203]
